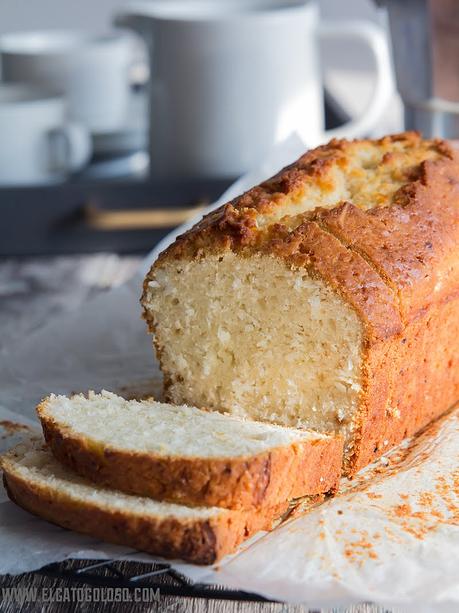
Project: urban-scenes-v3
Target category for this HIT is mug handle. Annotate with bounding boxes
[318,21,393,140]
[47,122,92,174]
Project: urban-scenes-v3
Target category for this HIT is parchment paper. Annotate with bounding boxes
[0,136,457,611]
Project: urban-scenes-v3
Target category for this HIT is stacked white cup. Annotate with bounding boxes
[0,30,137,185]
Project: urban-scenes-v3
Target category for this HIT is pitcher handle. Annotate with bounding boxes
[319,20,394,140]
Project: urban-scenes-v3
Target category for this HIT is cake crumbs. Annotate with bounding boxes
[418,492,435,506]
[343,533,378,565]
[383,525,403,544]
[393,503,412,517]
[268,408,456,570]
[331,571,341,580]
[0,420,31,439]
[384,471,459,539]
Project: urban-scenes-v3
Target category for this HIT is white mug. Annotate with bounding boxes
[0,84,91,185]
[0,31,136,134]
[116,0,393,178]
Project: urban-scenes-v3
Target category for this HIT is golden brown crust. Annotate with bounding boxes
[2,466,288,565]
[318,155,459,323]
[144,132,449,267]
[145,137,352,264]
[142,132,459,476]
[266,220,402,342]
[38,400,343,510]
[352,295,459,472]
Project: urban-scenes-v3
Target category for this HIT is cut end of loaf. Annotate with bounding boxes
[144,253,362,460]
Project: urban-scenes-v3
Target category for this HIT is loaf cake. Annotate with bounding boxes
[37,391,342,510]
[1,437,292,565]
[142,132,459,474]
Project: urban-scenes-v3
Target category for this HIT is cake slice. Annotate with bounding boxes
[1,437,291,565]
[37,391,342,510]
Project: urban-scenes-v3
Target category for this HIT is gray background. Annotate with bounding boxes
[0,0,400,134]
[0,0,389,72]
[0,0,382,32]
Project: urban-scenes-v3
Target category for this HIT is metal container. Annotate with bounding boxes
[379,0,459,138]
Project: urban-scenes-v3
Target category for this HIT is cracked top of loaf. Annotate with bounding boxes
[147,132,459,333]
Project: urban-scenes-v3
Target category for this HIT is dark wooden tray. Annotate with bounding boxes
[0,92,348,256]
[0,178,232,256]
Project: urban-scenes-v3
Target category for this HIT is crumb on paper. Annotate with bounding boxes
[0,420,32,439]
[366,492,383,500]
[393,503,412,518]
[384,472,459,540]
[418,492,435,507]
[343,531,379,566]
[383,525,403,544]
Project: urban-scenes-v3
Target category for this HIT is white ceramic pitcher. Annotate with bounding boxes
[116,0,392,178]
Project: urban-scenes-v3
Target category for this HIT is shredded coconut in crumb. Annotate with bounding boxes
[146,253,362,453]
[40,391,328,458]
